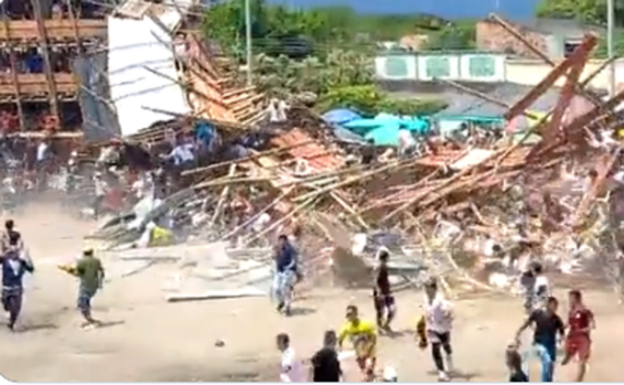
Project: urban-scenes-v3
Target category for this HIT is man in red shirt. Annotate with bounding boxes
[562,289,595,382]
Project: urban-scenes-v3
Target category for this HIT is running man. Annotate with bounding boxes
[70,249,105,329]
[419,278,454,382]
[0,232,33,330]
[338,305,378,381]
[273,234,298,316]
[561,290,595,382]
[277,333,304,382]
[515,296,565,382]
[1,219,22,253]
[373,248,395,333]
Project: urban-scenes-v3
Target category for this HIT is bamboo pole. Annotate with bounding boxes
[182,140,317,176]
[30,0,60,123]
[372,149,474,223]
[329,191,369,230]
[192,176,274,189]
[0,8,25,131]
[489,13,602,106]
[438,79,540,120]
[243,197,318,246]
[222,186,296,239]
[293,157,421,203]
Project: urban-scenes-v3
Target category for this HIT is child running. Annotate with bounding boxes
[338,305,378,381]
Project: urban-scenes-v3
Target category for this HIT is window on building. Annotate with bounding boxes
[564,41,582,58]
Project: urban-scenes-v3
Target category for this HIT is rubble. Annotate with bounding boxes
[79,12,624,303]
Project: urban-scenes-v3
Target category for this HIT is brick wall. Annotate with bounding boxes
[475,20,548,59]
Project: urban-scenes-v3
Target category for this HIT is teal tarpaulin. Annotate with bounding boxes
[342,113,429,146]
[364,123,402,146]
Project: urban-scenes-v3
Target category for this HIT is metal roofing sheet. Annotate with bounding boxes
[108,16,191,137]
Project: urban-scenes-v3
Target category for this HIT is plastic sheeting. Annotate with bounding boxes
[108,16,190,137]
[321,108,362,125]
[364,123,402,146]
[332,125,368,144]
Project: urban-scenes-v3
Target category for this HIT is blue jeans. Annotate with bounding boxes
[272,270,295,309]
[533,343,556,382]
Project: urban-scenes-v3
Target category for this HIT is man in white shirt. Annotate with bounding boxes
[36,139,49,163]
[422,278,454,382]
[92,172,108,219]
[398,127,416,158]
[165,141,195,168]
[277,333,303,382]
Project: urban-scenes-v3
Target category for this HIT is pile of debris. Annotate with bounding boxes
[82,15,624,303]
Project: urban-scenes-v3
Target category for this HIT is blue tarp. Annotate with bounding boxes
[339,113,430,146]
[321,108,362,125]
[332,125,368,144]
[364,123,402,146]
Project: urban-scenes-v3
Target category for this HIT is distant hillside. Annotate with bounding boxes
[270,0,540,19]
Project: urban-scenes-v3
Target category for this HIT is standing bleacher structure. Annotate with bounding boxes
[0,0,110,144]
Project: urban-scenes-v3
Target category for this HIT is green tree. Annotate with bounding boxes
[425,21,477,50]
[536,0,624,26]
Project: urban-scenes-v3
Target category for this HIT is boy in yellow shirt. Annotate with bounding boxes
[338,305,377,381]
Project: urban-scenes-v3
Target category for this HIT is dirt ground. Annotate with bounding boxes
[1,204,623,382]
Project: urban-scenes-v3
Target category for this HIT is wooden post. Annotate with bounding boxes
[65,0,87,136]
[489,13,602,106]
[542,40,594,141]
[30,0,60,125]
[504,34,598,121]
[0,8,25,131]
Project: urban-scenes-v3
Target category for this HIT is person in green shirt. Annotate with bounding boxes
[73,249,105,328]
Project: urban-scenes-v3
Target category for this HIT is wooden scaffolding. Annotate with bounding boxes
[0,0,108,136]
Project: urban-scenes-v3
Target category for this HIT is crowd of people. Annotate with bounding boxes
[0,218,105,331]
[271,237,599,383]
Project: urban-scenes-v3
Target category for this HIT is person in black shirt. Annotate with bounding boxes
[515,296,564,382]
[311,330,342,382]
[374,249,395,332]
[360,139,376,165]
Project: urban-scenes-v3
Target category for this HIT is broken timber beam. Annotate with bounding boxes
[572,152,619,227]
[489,13,602,107]
[542,37,596,141]
[528,87,624,160]
[504,34,598,121]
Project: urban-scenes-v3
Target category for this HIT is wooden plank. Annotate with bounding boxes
[0,19,107,41]
[31,0,60,123]
[0,12,24,131]
[541,37,595,141]
[504,34,598,121]
[489,14,602,106]
[0,74,78,96]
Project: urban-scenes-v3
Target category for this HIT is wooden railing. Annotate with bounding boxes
[0,73,77,95]
[0,19,107,40]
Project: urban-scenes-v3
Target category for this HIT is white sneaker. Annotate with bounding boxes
[438,371,450,382]
[445,355,454,373]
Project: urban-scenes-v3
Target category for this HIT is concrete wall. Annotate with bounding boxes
[505,58,624,89]
[375,51,624,90]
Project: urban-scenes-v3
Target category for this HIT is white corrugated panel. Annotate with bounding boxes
[107,16,190,137]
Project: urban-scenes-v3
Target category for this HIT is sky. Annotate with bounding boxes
[270,0,541,19]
